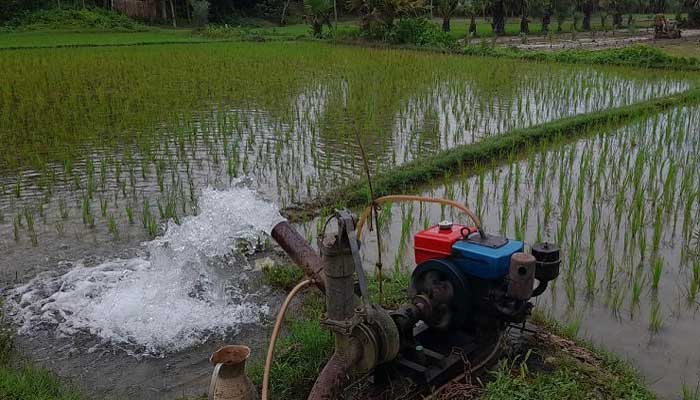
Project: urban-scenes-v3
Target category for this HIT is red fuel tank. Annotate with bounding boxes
[414,222,477,264]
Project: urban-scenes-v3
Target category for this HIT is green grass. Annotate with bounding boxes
[654,41,700,60]
[261,260,305,291]
[0,304,81,400]
[249,270,332,399]
[0,21,355,49]
[482,338,653,400]
[0,29,208,49]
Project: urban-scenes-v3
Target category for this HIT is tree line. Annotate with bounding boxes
[1,0,698,32]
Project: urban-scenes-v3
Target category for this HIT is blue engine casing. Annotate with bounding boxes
[450,236,524,279]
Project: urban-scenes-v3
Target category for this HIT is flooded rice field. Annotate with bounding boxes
[0,41,699,398]
[296,105,700,397]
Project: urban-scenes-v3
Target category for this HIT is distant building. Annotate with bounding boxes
[112,0,158,19]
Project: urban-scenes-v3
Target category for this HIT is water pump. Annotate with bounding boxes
[380,221,561,392]
[259,201,562,400]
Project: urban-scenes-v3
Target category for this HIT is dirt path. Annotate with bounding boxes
[476,28,700,52]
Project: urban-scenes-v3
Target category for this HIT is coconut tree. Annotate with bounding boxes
[304,0,333,37]
[581,0,596,30]
[437,0,461,31]
[491,0,506,35]
[519,0,530,33]
[462,0,481,35]
[349,0,425,31]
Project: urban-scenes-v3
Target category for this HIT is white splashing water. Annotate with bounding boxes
[6,185,285,356]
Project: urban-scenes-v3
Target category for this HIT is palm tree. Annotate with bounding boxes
[348,0,425,31]
[304,0,333,37]
[491,0,505,35]
[462,0,480,36]
[437,0,461,31]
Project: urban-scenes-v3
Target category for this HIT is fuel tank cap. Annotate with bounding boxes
[438,220,453,230]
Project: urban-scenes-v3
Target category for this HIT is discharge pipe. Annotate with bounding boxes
[270,221,326,291]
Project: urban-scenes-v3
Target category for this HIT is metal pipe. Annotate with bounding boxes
[307,340,361,400]
[320,223,357,323]
[271,221,326,292]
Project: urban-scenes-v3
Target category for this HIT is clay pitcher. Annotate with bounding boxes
[209,345,259,400]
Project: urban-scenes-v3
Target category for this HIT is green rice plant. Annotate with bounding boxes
[585,261,597,299]
[605,246,616,291]
[650,257,663,292]
[565,269,577,310]
[55,220,65,237]
[500,181,510,235]
[99,159,107,190]
[688,259,700,304]
[649,300,663,335]
[23,207,38,246]
[652,206,664,255]
[99,197,108,218]
[630,268,644,313]
[610,283,625,318]
[58,198,69,220]
[13,175,21,198]
[157,194,180,225]
[513,201,529,241]
[12,215,21,242]
[108,214,119,240]
[542,187,553,227]
[639,229,647,261]
[141,199,158,239]
[681,383,700,400]
[126,202,135,225]
[81,196,95,229]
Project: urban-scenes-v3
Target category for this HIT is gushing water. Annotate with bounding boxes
[5,184,285,356]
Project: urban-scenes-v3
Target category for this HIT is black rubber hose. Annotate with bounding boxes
[531,280,549,297]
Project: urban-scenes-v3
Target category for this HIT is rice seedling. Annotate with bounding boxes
[651,257,664,292]
[58,198,69,220]
[81,196,94,228]
[99,197,108,218]
[609,283,625,319]
[13,175,21,198]
[649,300,663,335]
[55,221,65,237]
[12,215,21,242]
[585,258,597,299]
[141,199,158,239]
[681,383,700,400]
[108,214,119,240]
[23,207,38,247]
[689,259,700,304]
[630,268,645,315]
[126,202,135,225]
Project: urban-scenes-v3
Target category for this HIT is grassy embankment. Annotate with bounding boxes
[284,86,700,221]
[462,43,700,70]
